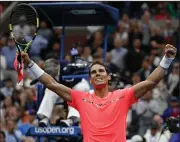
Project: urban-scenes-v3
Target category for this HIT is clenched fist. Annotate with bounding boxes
[20,51,32,65]
[165,44,177,58]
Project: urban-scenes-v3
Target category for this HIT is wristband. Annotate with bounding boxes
[160,55,174,69]
[28,60,35,68]
[28,62,45,78]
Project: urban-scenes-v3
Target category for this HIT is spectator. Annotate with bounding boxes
[162,96,180,121]
[106,52,120,74]
[5,119,24,142]
[163,20,174,44]
[147,53,161,68]
[140,10,155,49]
[152,80,169,115]
[1,36,17,85]
[149,26,165,50]
[167,62,179,96]
[138,58,154,81]
[135,90,158,135]
[128,20,143,47]
[3,96,13,111]
[0,51,6,82]
[110,36,128,72]
[153,115,171,139]
[121,13,130,32]
[144,121,169,142]
[24,88,37,111]
[5,106,19,123]
[126,73,141,138]
[29,34,48,62]
[18,109,37,136]
[38,20,53,40]
[81,46,93,62]
[0,78,14,97]
[154,2,170,20]
[88,30,104,55]
[115,22,129,46]
[45,41,60,60]
[0,130,5,142]
[125,38,145,76]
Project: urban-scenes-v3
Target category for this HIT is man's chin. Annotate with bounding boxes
[94,83,107,89]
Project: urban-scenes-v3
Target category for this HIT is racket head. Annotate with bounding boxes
[9,3,39,50]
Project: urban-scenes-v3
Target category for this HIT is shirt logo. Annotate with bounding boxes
[82,96,124,107]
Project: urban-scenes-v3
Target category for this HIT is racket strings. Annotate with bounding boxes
[11,4,37,44]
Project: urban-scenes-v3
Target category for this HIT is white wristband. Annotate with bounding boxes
[29,62,45,79]
[160,55,174,69]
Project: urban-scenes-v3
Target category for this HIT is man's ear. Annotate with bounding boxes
[108,74,111,81]
[89,76,92,84]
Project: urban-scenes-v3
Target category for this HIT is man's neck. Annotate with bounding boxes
[94,87,109,98]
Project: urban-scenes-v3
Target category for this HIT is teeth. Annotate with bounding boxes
[96,78,102,81]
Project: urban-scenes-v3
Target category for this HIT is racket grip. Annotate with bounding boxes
[17,63,24,86]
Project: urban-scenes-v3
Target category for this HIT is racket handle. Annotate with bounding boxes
[17,63,24,86]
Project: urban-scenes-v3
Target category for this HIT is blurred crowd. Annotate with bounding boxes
[0,1,179,142]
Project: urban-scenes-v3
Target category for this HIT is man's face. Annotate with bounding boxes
[113,37,121,48]
[90,64,110,88]
[7,120,15,132]
[8,39,15,48]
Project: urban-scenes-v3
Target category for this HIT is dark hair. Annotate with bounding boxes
[44,58,59,77]
[0,130,5,138]
[89,61,109,76]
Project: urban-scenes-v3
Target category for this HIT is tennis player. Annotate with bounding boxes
[21,44,176,142]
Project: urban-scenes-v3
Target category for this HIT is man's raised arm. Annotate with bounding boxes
[133,44,177,99]
[21,52,72,102]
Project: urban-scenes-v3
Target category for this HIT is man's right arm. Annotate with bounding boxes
[21,52,72,102]
[38,72,72,102]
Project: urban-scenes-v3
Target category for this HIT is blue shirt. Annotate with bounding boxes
[111,47,128,71]
[29,35,48,57]
[1,46,16,69]
[5,130,22,142]
[18,123,32,135]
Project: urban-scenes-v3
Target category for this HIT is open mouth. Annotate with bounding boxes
[95,78,104,82]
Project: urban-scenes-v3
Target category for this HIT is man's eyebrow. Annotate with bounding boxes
[99,68,105,71]
[90,69,96,73]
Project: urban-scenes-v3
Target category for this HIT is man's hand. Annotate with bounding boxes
[20,51,32,65]
[164,44,177,58]
[133,44,177,99]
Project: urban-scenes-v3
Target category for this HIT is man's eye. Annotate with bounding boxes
[91,71,96,74]
[99,69,105,72]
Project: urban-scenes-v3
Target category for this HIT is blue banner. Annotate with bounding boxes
[27,126,81,137]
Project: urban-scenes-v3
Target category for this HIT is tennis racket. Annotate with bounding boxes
[9,3,39,85]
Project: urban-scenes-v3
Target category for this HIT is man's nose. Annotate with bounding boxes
[95,72,101,76]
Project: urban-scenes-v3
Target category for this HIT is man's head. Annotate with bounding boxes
[27,109,36,123]
[113,36,123,48]
[133,38,141,49]
[89,61,110,89]
[4,78,13,88]
[150,121,159,136]
[44,58,59,78]
[7,36,15,48]
[153,114,163,130]
[6,119,16,133]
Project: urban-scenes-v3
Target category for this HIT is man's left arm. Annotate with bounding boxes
[133,44,177,99]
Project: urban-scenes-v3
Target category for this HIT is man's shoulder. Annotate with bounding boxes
[1,46,8,52]
[113,87,132,94]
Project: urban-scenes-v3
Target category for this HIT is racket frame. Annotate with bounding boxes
[9,3,39,85]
